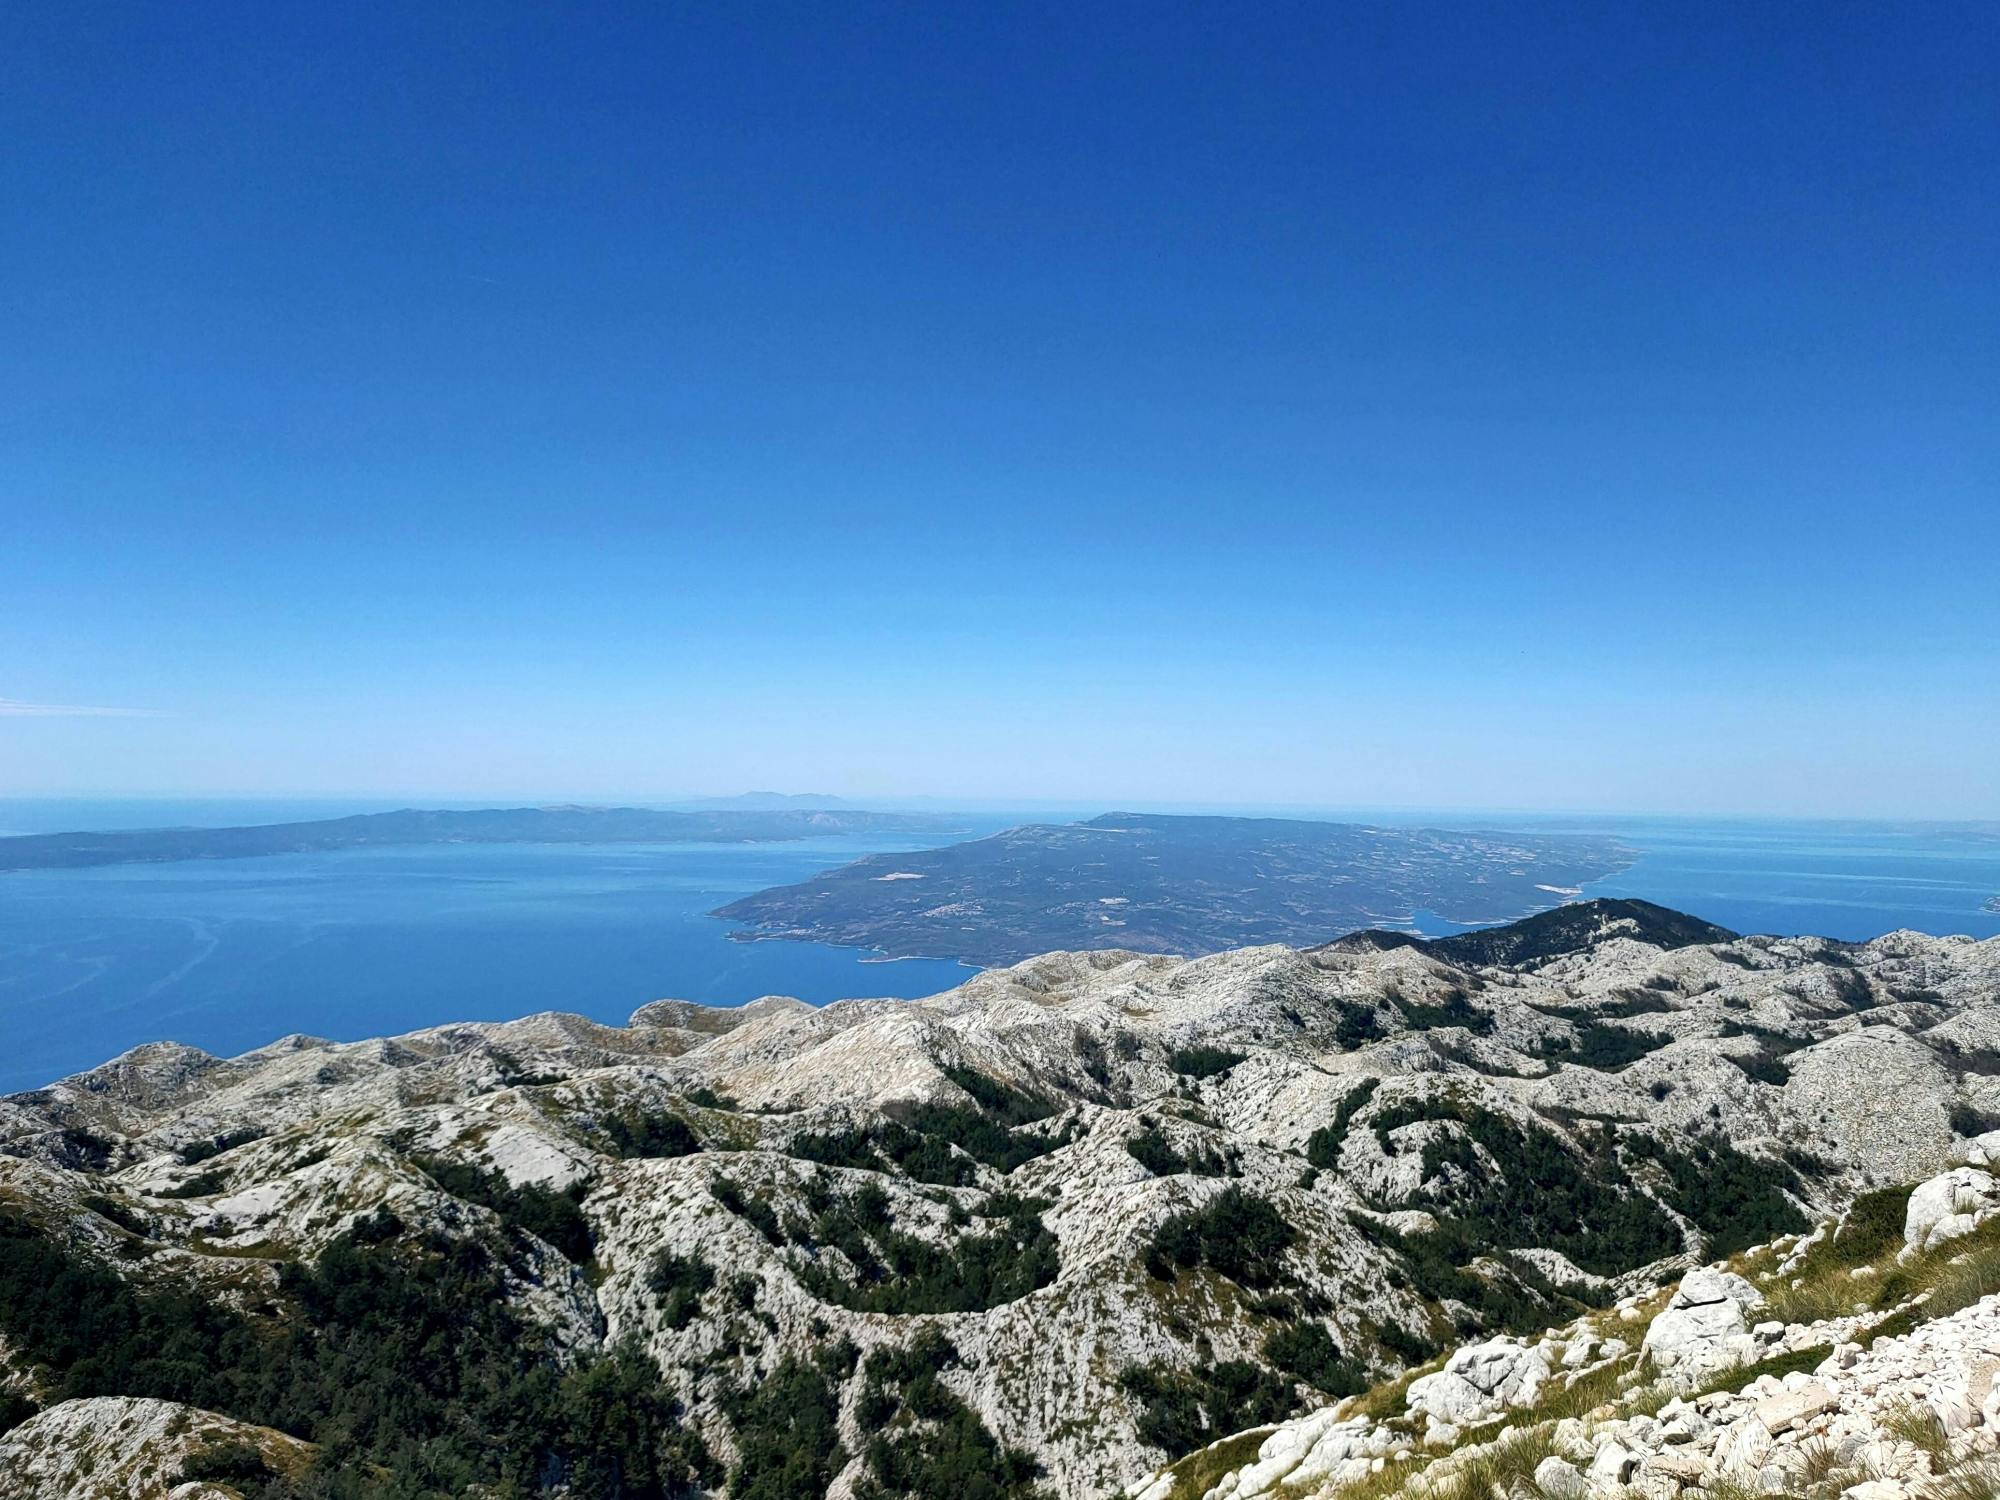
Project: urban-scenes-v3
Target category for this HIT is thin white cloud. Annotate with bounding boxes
[0,697,165,718]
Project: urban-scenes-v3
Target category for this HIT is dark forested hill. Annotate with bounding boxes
[713,812,1631,965]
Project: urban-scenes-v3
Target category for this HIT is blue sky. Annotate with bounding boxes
[4,3,1995,816]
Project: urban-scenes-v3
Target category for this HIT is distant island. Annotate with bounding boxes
[712,811,1633,965]
[0,805,954,872]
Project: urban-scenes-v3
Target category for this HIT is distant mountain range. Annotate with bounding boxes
[0,804,953,872]
[713,811,1634,964]
[679,792,853,810]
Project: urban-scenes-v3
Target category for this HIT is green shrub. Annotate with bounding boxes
[0,1206,714,1499]
[721,1353,846,1500]
[1800,1186,1911,1277]
[82,1194,151,1238]
[1146,1188,1295,1290]
[178,1441,272,1483]
[854,1331,1047,1499]
[1349,1213,1592,1339]
[415,1155,594,1263]
[157,1170,229,1200]
[794,1187,1059,1315]
[1366,1099,1680,1275]
[1396,990,1493,1035]
[1306,1079,1379,1168]
[646,1251,714,1329]
[940,1065,1051,1125]
[710,1177,785,1246]
[1540,1021,1666,1072]
[1624,1134,1805,1257]
[1118,1359,1294,1459]
[1126,1125,1237,1179]
[1334,1003,1384,1049]
[601,1110,703,1160]
[1166,1046,1247,1080]
[181,1128,266,1165]
[0,1391,37,1434]
[1262,1322,1366,1396]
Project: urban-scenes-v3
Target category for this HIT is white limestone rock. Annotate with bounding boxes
[1904,1167,2000,1252]
[1406,1338,1552,1424]
[1643,1267,1767,1373]
[0,1396,311,1499]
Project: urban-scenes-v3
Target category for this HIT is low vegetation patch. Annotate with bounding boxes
[1261,1320,1367,1396]
[1127,1123,1239,1179]
[1335,1002,1385,1049]
[415,1154,595,1263]
[791,1181,1059,1314]
[710,1176,785,1245]
[599,1109,703,1160]
[1118,1358,1295,1460]
[1538,1020,1667,1072]
[1167,1045,1248,1080]
[1306,1079,1380,1169]
[1624,1134,1806,1257]
[721,1347,848,1500]
[1349,1213,1595,1345]
[1395,990,1494,1036]
[181,1128,266,1165]
[0,1205,714,1498]
[646,1250,715,1330]
[158,1169,229,1199]
[855,1328,1047,1499]
[1368,1099,1680,1275]
[82,1193,151,1238]
[1146,1187,1296,1289]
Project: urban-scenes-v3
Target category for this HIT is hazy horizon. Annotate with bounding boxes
[4,791,1999,833]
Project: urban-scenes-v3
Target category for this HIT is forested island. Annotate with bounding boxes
[713,812,1633,965]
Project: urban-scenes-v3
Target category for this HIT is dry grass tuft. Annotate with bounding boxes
[1430,1424,1558,1500]
[1881,1400,1954,1467]
[1925,1460,2000,1500]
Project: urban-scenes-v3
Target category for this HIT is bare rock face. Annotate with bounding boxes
[0,903,1994,1498]
[1642,1267,1767,1372]
[1903,1165,2000,1252]
[0,1397,310,1499]
[1406,1337,1552,1424]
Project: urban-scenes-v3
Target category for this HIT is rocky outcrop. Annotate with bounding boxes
[0,1397,310,1499]
[1641,1266,1767,1373]
[1406,1337,1552,1425]
[1122,1214,2000,1500]
[1903,1166,2000,1252]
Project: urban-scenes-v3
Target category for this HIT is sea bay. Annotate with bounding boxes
[1,803,1995,1094]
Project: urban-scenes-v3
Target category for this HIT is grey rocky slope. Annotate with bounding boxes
[1124,1144,2000,1500]
[1,899,1996,1498]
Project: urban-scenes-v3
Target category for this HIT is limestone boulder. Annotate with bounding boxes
[1643,1267,1766,1372]
[1903,1167,2000,1252]
[1405,1337,1551,1424]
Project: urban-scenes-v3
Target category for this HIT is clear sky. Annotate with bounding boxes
[4,3,1995,817]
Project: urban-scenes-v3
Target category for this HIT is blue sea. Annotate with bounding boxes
[0,800,1995,1094]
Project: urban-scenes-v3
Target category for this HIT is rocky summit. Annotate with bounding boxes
[1,899,1998,1500]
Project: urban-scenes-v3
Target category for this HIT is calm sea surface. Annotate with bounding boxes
[0,802,1994,1093]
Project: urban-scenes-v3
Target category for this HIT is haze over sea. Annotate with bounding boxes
[1,799,1995,1095]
